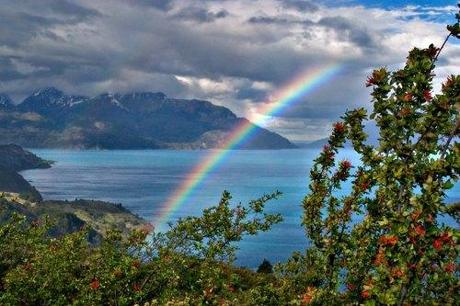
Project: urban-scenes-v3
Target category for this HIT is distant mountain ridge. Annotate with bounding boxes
[0,87,295,150]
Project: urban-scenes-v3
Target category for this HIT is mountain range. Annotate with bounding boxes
[0,88,295,150]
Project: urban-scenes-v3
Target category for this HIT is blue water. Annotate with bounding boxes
[21,149,460,268]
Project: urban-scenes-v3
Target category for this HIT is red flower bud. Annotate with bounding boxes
[440,231,452,243]
[366,77,374,87]
[398,107,412,117]
[391,268,404,278]
[373,248,385,266]
[433,239,443,250]
[379,235,398,246]
[361,290,370,299]
[301,287,316,304]
[366,69,386,87]
[445,262,456,273]
[414,225,426,237]
[340,160,352,170]
[423,90,432,101]
[333,122,346,134]
[403,92,413,102]
[322,145,335,161]
[90,278,100,290]
[359,181,370,192]
[302,293,313,304]
[133,282,141,292]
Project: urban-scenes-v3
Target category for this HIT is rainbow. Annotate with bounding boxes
[155,63,343,228]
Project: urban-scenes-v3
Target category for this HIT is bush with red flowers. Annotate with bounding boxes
[295,15,460,305]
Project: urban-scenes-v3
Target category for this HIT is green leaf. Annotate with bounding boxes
[443,181,454,189]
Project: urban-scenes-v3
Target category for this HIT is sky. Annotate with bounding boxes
[0,0,458,141]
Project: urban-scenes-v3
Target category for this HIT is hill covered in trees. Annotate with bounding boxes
[0,144,146,242]
[0,144,51,201]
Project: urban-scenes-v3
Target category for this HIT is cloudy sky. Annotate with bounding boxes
[0,0,458,141]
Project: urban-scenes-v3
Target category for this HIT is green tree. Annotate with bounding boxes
[257,259,274,274]
[299,11,460,305]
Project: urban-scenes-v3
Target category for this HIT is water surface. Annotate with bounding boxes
[22,149,459,268]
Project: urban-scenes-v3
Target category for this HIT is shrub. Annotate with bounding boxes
[299,14,460,305]
[0,191,282,305]
[257,259,273,274]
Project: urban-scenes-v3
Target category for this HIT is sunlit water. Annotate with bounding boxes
[21,149,459,268]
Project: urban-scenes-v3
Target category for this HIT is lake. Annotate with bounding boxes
[21,149,460,268]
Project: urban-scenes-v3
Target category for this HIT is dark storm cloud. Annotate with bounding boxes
[0,13,52,47]
[131,0,174,11]
[279,0,319,12]
[0,0,100,20]
[173,7,229,23]
[45,0,101,18]
[0,0,100,50]
[0,0,106,98]
[248,14,375,49]
[0,11,94,47]
[0,0,377,100]
[248,16,292,24]
[0,57,26,81]
[247,16,315,26]
[318,16,376,49]
[236,86,268,102]
[101,9,323,86]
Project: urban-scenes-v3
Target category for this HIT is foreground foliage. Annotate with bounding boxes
[1,12,459,306]
[298,18,460,305]
[0,192,283,305]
